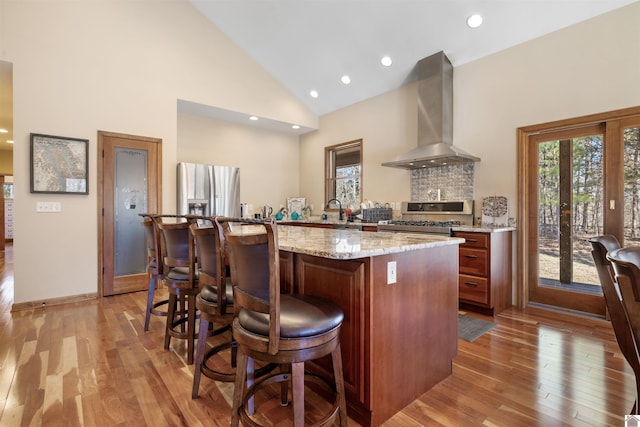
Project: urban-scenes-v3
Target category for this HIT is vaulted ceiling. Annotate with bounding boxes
[190,0,638,116]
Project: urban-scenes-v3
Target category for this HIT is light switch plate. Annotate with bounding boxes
[387,261,397,284]
[37,202,62,212]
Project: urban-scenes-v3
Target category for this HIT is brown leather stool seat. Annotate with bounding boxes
[238,294,343,338]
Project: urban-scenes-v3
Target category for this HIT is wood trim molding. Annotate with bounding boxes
[11,292,99,312]
[517,105,640,312]
[516,128,528,309]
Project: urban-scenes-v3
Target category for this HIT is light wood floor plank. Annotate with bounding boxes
[0,244,636,426]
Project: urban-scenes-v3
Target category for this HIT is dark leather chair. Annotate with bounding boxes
[218,217,348,427]
[140,214,169,332]
[191,220,236,398]
[602,244,640,415]
[155,216,199,365]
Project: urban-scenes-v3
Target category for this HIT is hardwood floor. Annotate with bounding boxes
[0,243,634,426]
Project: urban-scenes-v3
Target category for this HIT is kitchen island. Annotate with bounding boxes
[272,225,464,426]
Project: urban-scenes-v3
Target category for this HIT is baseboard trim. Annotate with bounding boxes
[11,292,99,312]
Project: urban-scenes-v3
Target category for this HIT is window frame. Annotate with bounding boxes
[324,139,363,210]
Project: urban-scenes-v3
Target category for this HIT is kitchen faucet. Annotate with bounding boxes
[326,198,344,220]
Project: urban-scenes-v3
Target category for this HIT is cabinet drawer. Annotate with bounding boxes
[459,274,489,304]
[454,232,488,249]
[459,248,488,276]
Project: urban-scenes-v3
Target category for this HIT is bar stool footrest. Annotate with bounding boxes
[239,371,340,427]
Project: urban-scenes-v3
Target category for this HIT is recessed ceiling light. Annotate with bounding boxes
[6,140,13,144]
[249,116,259,121]
[380,56,393,67]
[310,90,319,98]
[467,14,483,28]
[291,125,300,129]
[341,75,351,85]
[0,129,7,133]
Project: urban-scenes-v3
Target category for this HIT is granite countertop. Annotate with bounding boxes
[280,217,516,233]
[228,224,464,260]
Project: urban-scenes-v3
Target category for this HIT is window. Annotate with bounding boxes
[325,139,362,209]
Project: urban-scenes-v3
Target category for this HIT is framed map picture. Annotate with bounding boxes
[30,133,89,194]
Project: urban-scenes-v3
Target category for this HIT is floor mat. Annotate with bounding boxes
[458,314,496,342]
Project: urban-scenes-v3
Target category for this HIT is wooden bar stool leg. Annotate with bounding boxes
[332,344,348,427]
[144,275,157,331]
[179,293,186,333]
[246,356,255,415]
[192,316,209,398]
[187,293,196,365]
[291,362,305,427]
[231,351,248,427]
[165,292,177,350]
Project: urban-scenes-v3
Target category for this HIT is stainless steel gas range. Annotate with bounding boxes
[377,200,474,235]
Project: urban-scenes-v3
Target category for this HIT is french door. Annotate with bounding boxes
[518,107,640,316]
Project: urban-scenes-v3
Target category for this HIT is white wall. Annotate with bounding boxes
[1,0,314,304]
[177,113,300,215]
[300,83,417,211]
[300,2,640,217]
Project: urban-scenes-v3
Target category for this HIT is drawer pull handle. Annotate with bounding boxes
[464,281,478,287]
[464,254,478,259]
[466,239,478,243]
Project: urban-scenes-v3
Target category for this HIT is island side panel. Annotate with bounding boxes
[292,253,369,416]
[369,244,459,426]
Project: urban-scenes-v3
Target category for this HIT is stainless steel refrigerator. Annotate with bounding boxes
[177,162,240,217]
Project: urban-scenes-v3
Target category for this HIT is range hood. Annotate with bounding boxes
[382,51,480,169]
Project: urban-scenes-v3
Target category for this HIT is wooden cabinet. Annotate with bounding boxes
[279,244,459,427]
[453,230,512,315]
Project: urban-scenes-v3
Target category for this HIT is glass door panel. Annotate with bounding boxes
[530,124,606,316]
[537,136,603,293]
[114,147,148,276]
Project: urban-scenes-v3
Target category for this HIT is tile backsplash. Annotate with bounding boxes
[410,162,475,201]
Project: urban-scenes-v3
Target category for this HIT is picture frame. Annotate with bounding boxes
[30,133,89,194]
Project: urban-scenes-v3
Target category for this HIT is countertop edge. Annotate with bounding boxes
[452,226,516,233]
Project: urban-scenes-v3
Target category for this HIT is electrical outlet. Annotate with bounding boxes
[387,261,397,284]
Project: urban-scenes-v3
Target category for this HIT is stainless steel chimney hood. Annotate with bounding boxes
[382,51,480,169]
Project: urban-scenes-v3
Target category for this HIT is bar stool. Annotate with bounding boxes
[218,218,348,427]
[155,215,199,364]
[590,236,640,414]
[191,220,236,398]
[604,246,640,415]
[140,214,169,332]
